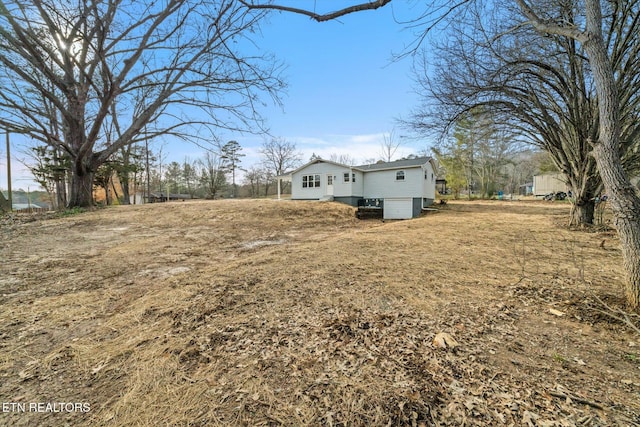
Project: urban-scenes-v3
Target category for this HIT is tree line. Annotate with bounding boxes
[27,137,302,207]
[433,114,557,200]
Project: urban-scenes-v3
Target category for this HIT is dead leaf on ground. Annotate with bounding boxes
[433,332,459,349]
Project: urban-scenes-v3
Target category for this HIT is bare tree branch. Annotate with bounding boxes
[240,0,392,22]
[513,0,588,42]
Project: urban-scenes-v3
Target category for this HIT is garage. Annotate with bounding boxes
[383,198,413,219]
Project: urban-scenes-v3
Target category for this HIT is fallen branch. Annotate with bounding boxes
[549,391,604,411]
[589,292,640,335]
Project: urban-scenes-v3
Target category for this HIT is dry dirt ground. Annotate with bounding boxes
[0,199,639,426]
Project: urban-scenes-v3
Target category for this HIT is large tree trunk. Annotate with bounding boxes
[570,197,596,226]
[568,176,598,226]
[594,143,640,309]
[68,163,95,208]
[584,0,640,308]
[593,141,640,308]
[120,175,131,205]
[55,178,67,211]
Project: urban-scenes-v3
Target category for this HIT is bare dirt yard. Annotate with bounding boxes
[1,199,639,426]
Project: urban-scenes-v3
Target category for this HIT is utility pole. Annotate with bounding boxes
[5,132,11,211]
[145,131,150,203]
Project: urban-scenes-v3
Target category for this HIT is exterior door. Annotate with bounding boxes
[326,174,334,196]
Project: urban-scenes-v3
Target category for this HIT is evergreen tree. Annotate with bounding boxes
[221,141,245,197]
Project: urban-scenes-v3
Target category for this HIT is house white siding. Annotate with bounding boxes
[291,161,352,199]
[363,168,423,199]
[351,170,364,197]
[289,157,437,217]
[421,164,436,201]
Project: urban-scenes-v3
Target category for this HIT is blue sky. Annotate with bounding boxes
[1,1,434,191]
[191,1,434,171]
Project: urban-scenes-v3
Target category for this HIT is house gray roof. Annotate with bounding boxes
[354,156,433,171]
[280,156,435,178]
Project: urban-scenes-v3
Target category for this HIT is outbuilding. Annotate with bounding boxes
[533,173,569,197]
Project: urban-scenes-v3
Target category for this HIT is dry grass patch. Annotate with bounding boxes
[1,199,638,426]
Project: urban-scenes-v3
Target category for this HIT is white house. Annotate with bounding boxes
[286,157,438,219]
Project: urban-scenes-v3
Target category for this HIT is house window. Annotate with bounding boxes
[344,172,350,182]
[328,175,333,185]
[352,173,356,182]
[396,171,405,181]
[302,174,321,188]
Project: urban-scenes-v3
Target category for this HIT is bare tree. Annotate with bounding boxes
[260,138,302,196]
[262,168,275,197]
[379,129,402,162]
[0,0,284,207]
[328,153,357,166]
[502,150,541,196]
[199,150,227,199]
[260,137,302,177]
[244,165,263,197]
